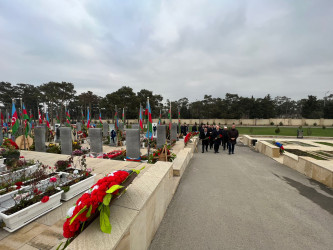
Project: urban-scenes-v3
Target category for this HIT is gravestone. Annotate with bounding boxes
[119,123,124,131]
[60,127,72,155]
[0,126,3,146]
[103,123,109,136]
[157,125,166,148]
[126,129,140,160]
[132,124,139,129]
[35,127,46,152]
[170,123,178,142]
[89,128,103,154]
[76,122,82,132]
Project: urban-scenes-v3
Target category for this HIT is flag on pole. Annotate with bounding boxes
[99,112,103,124]
[139,105,143,130]
[87,108,90,128]
[114,109,118,130]
[122,108,125,123]
[66,110,70,126]
[46,112,51,130]
[146,99,153,140]
[56,112,60,123]
[0,110,3,127]
[158,109,161,125]
[168,102,172,130]
[178,108,181,133]
[82,110,85,125]
[22,104,30,137]
[38,108,42,125]
[11,102,20,134]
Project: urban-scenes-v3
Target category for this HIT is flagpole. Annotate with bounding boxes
[147,97,150,160]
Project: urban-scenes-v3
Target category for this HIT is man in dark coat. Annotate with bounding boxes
[208,125,214,149]
[192,124,197,132]
[111,129,116,143]
[212,125,222,153]
[221,126,229,151]
[199,127,209,153]
[227,124,239,154]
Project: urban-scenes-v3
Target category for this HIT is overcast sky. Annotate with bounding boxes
[0,0,332,101]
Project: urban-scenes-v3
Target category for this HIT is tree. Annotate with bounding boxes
[39,82,76,125]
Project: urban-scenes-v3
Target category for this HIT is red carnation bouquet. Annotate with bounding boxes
[61,168,143,247]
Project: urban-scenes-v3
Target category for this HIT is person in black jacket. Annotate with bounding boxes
[208,125,214,149]
[192,124,197,132]
[227,124,239,154]
[212,125,222,153]
[221,126,229,151]
[199,127,209,153]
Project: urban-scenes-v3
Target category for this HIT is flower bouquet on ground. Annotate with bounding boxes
[149,145,176,164]
[59,168,143,249]
[103,150,125,160]
[275,142,285,154]
[46,143,61,154]
[184,132,199,146]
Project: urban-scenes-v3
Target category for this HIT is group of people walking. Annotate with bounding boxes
[199,124,239,155]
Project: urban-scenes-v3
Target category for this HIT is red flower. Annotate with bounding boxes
[67,164,71,168]
[33,188,41,194]
[41,196,49,203]
[15,181,23,186]
[19,156,24,158]
[50,177,57,183]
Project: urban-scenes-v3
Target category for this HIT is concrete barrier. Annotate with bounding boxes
[283,154,333,188]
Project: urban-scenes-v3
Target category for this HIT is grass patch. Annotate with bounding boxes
[237,127,333,137]
[315,141,333,147]
[285,149,327,160]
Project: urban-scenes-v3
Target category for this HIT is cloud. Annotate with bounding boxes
[0,0,332,102]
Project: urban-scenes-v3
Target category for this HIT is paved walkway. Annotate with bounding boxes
[150,144,333,250]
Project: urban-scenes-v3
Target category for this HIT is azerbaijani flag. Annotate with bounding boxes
[122,108,125,123]
[56,112,60,123]
[38,108,42,124]
[22,104,30,137]
[0,110,3,127]
[87,108,90,128]
[46,112,51,130]
[11,102,20,134]
[99,112,103,124]
[168,102,172,130]
[66,110,70,126]
[145,99,153,140]
[139,106,143,130]
[114,109,118,130]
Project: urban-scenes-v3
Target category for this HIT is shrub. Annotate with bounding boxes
[106,120,110,124]
[322,125,326,129]
[275,126,280,134]
[279,122,283,126]
[313,122,317,126]
[249,127,253,134]
[270,122,274,126]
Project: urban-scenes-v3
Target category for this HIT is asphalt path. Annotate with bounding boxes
[149,143,333,250]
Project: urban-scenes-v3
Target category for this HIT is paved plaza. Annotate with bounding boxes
[150,144,333,250]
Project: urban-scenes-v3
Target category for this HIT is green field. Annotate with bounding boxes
[236,127,333,137]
